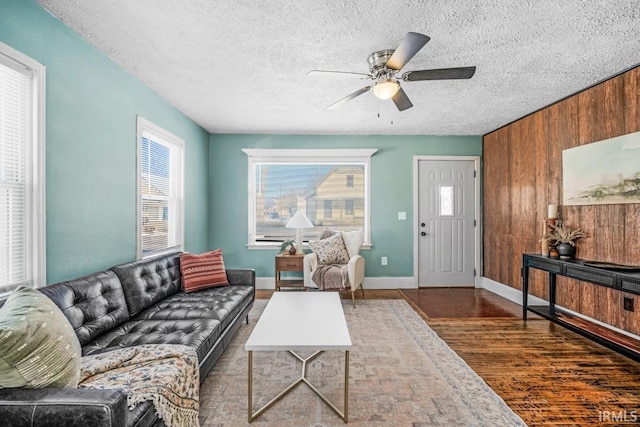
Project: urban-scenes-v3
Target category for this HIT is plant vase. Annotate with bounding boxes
[556,242,575,259]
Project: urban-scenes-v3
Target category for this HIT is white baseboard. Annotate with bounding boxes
[255,276,416,290]
[363,277,415,289]
[480,276,547,306]
[480,276,640,341]
[255,277,276,290]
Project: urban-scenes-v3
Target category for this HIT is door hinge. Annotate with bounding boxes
[474,219,476,227]
[474,268,477,277]
[474,170,477,178]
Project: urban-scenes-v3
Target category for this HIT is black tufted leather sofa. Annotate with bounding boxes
[0,251,255,427]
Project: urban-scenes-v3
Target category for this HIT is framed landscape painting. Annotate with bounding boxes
[562,130,640,206]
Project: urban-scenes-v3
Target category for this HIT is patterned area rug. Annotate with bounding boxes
[199,299,526,426]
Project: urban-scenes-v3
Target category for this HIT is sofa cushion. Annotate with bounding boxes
[81,319,221,363]
[309,232,350,265]
[135,285,254,333]
[110,252,182,317]
[180,249,229,293]
[0,286,82,388]
[39,270,130,346]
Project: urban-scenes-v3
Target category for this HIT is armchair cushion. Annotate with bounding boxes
[308,232,349,265]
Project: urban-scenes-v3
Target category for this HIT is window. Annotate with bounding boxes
[440,185,454,216]
[136,117,184,258]
[242,149,376,247]
[346,175,354,187]
[323,200,333,219]
[345,200,354,216]
[0,42,45,295]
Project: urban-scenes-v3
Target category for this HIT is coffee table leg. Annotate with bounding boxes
[249,350,350,423]
[248,350,253,423]
[344,350,349,423]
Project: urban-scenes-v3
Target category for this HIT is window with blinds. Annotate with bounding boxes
[0,43,45,295]
[136,117,184,258]
[242,149,376,247]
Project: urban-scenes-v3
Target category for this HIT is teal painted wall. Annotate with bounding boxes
[0,0,210,283]
[209,134,482,278]
[1,0,481,285]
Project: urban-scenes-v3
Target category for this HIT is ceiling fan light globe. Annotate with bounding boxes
[373,79,400,99]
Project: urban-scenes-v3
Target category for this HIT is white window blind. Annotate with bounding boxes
[137,117,184,258]
[0,43,45,295]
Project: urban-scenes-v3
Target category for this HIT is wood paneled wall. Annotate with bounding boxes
[483,66,640,335]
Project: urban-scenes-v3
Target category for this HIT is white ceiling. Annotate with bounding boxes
[37,0,640,136]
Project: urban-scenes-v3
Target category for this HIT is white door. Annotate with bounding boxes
[417,159,476,287]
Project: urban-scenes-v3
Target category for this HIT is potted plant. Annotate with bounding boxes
[545,223,587,259]
[279,239,296,255]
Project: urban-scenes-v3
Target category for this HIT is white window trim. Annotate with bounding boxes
[136,116,185,259]
[242,148,377,250]
[0,41,46,292]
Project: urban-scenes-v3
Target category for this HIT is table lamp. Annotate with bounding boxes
[285,210,313,254]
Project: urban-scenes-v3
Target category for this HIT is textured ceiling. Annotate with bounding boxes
[37,0,640,135]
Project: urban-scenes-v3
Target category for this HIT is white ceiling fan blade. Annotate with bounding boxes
[308,70,372,79]
[403,66,477,81]
[386,32,430,71]
[327,86,371,110]
[391,87,413,111]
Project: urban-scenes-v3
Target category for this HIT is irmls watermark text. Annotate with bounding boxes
[598,410,638,422]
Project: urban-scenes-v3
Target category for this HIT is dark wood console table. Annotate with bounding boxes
[522,254,640,361]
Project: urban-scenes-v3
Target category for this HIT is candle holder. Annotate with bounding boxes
[541,214,561,257]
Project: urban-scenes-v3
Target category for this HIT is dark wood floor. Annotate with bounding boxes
[405,288,640,427]
[258,288,640,426]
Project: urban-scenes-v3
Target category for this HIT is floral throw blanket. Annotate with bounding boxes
[79,344,199,427]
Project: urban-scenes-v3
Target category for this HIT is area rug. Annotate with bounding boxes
[199,299,526,426]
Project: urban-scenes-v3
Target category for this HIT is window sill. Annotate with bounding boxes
[247,243,372,250]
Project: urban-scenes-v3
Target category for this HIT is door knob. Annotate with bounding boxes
[421,231,426,236]
[420,222,426,227]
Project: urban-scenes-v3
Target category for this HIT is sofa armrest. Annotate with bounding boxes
[0,387,128,427]
[226,268,256,287]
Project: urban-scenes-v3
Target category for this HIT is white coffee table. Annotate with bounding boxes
[245,292,352,422]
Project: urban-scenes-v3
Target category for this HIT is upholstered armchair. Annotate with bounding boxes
[303,230,365,307]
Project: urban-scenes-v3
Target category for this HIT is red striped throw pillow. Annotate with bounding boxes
[180,249,229,293]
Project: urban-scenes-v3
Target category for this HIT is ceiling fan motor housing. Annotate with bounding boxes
[367,49,395,76]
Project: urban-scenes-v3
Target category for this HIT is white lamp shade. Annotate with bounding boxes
[285,210,313,253]
[372,79,400,100]
[285,210,313,229]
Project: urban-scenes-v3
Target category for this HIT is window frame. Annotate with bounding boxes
[0,41,46,295]
[242,148,376,249]
[136,116,185,259]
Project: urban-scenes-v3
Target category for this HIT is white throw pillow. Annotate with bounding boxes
[342,230,363,259]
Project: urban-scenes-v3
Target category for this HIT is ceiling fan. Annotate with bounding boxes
[309,32,476,112]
